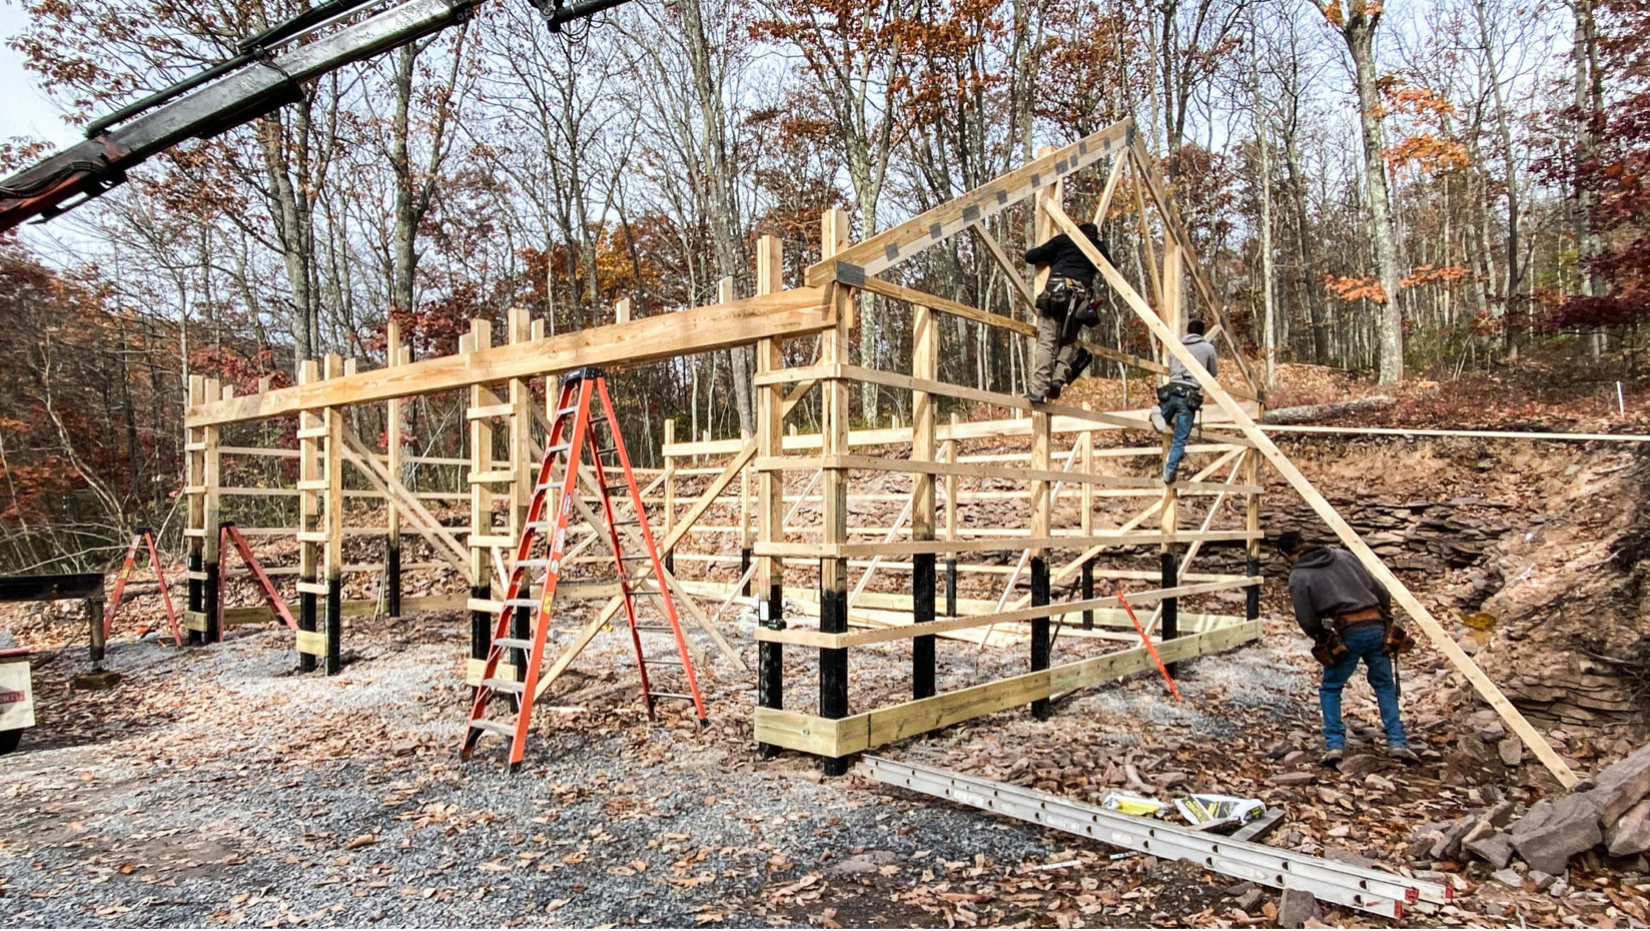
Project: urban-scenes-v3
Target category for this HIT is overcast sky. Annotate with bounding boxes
[0,3,80,149]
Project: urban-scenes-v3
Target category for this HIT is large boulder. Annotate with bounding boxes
[1592,743,1650,826]
[1509,794,1604,875]
[1607,800,1650,857]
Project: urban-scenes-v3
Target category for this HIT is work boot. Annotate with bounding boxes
[1150,407,1168,434]
[1388,746,1420,764]
[1321,748,1344,767]
[1025,391,1045,405]
[1162,468,1177,485]
[1070,348,1093,381]
[1046,385,1062,401]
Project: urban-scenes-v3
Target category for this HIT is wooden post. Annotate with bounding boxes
[385,322,404,619]
[1030,407,1052,720]
[467,321,495,669]
[615,297,631,324]
[507,308,533,674]
[740,428,753,594]
[185,375,206,644]
[912,302,938,700]
[820,209,853,775]
[1160,245,1183,666]
[202,378,222,643]
[323,355,344,675]
[1245,448,1262,621]
[1080,410,1095,631]
[297,361,319,672]
[662,419,676,576]
[943,418,961,615]
[754,234,786,757]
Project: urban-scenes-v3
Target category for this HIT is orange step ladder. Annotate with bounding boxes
[461,367,707,770]
[103,527,184,646]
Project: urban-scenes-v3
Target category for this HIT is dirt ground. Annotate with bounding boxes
[0,592,1642,929]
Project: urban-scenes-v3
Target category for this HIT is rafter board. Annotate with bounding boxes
[1041,196,1576,788]
[805,119,1135,287]
[186,287,835,427]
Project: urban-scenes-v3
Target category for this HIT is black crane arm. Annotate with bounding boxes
[0,0,636,233]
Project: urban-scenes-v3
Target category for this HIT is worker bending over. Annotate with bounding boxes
[1276,530,1418,766]
[1151,319,1217,484]
[1023,223,1108,403]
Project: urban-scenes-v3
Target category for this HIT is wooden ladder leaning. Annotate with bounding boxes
[461,367,708,771]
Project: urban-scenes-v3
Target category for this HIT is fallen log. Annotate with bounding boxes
[1261,395,1395,424]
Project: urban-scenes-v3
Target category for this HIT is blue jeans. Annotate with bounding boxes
[1320,624,1408,750]
[1161,391,1198,481]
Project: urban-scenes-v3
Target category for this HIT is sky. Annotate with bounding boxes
[0,3,77,147]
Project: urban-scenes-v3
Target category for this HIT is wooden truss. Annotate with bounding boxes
[177,116,1573,787]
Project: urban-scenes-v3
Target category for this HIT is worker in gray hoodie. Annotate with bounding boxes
[1277,530,1419,766]
[1151,319,1218,483]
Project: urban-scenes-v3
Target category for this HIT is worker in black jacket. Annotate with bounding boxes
[1023,223,1109,403]
[1277,530,1418,766]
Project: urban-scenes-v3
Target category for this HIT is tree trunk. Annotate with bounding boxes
[1339,11,1405,384]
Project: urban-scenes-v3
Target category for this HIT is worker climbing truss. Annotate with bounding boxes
[175,117,1573,787]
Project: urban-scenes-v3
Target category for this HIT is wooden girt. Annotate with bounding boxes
[804,118,1135,287]
[186,287,837,427]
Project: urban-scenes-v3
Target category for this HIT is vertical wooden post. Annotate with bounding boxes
[754,234,786,758]
[467,321,495,670]
[615,297,631,324]
[819,209,853,775]
[184,376,204,643]
[202,378,222,643]
[1029,407,1052,720]
[739,428,753,594]
[297,361,319,672]
[323,355,344,675]
[507,308,533,674]
[385,321,404,619]
[944,413,959,617]
[1080,409,1095,631]
[911,302,938,700]
[662,419,676,575]
[1245,447,1262,621]
[1160,243,1183,663]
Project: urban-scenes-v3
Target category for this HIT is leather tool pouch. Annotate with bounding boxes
[1311,629,1349,667]
[1383,616,1416,655]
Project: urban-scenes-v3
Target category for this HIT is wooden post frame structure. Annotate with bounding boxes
[178,117,1572,787]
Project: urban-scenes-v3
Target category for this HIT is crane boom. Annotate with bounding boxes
[0,0,636,233]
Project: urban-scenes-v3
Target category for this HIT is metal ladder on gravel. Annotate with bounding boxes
[461,367,708,770]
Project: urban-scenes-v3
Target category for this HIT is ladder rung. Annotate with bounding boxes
[482,677,525,693]
[613,518,640,526]
[504,598,540,608]
[555,405,578,416]
[619,554,651,562]
[545,442,571,454]
[470,719,516,737]
[649,692,696,701]
[516,558,552,568]
[635,625,675,632]
[643,657,684,666]
[494,637,534,650]
[604,484,630,493]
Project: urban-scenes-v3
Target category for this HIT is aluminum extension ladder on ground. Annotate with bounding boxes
[854,756,1453,920]
[461,367,708,770]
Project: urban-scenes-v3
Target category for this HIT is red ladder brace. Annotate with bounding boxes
[215,523,299,641]
[462,367,707,770]
[104,528,184,646]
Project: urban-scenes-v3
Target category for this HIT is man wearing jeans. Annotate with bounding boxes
[1152,319,1216,483]
[1277,530,1419,766]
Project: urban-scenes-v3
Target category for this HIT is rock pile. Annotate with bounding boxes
[1436,742,1650,877]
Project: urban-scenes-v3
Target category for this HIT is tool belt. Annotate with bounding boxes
[1156,381,1204,409]
[1037,278,1096,324]
[1310,628,1348,667]
[1334,605,1385,631]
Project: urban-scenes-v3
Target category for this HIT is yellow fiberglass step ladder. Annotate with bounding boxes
[461,366,708,770]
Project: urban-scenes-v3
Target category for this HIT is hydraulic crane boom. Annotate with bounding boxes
[0,0,634,233]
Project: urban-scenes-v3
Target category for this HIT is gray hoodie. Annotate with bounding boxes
[1169,333,1217,386]
[1287,546,1390,641]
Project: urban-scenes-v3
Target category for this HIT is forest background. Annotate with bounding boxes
[0,0,1645,573]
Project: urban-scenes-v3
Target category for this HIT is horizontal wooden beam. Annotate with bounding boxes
[805,119,1134,286]
[752,530,1259,558]
[753,619,1261,756]
[186,287,835,426]
[757,577,1259,647]
[755,453,1257,495]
